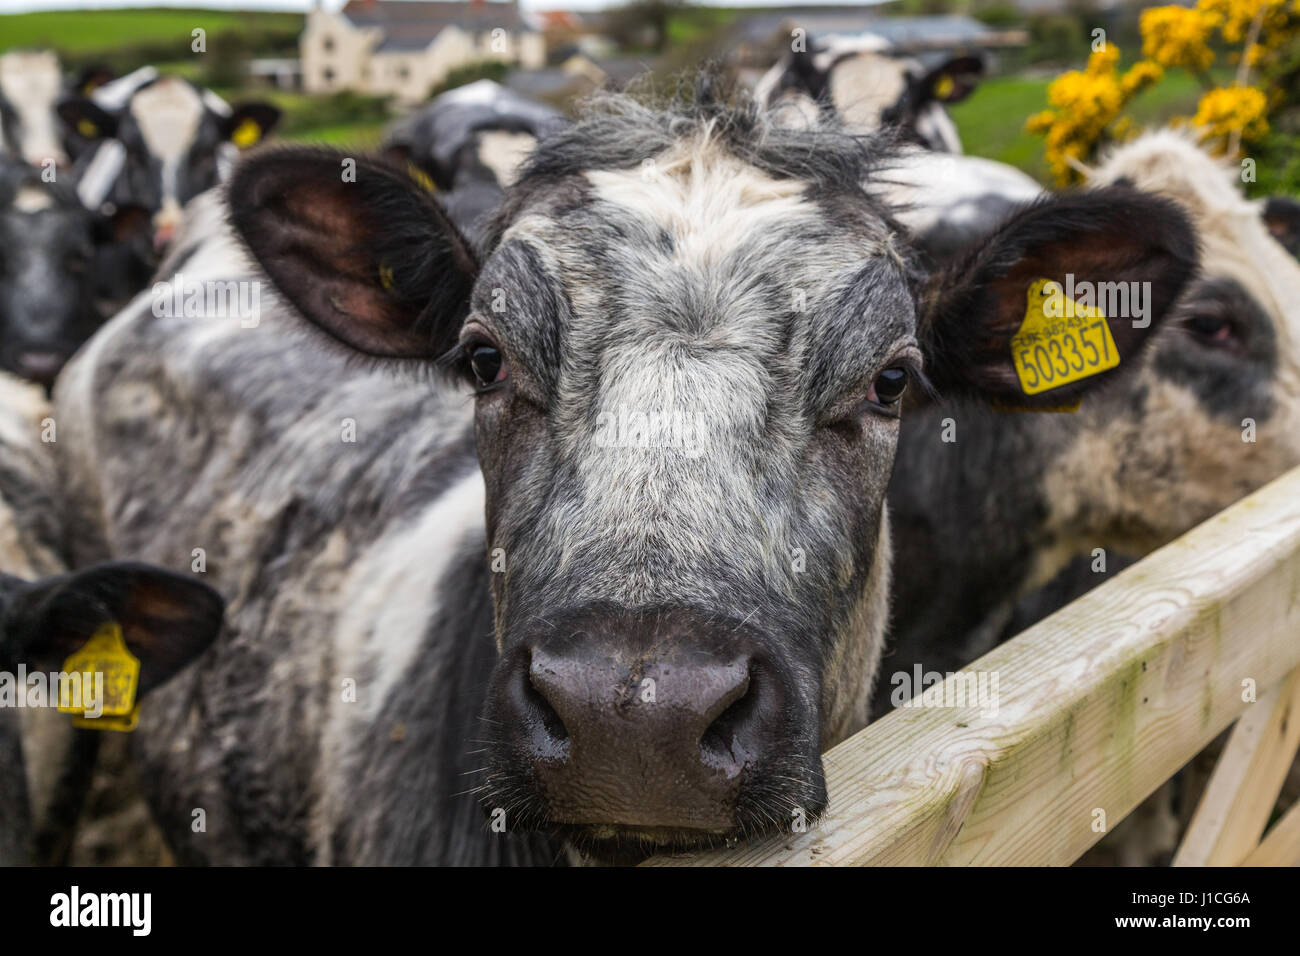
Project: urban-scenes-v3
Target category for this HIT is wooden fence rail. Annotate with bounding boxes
[650,465,1300,866]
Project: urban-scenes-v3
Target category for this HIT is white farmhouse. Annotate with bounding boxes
[302,0,546,104]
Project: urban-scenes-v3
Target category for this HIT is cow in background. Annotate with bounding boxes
[754,34,983,152]
[58,73,280,250]
[0,157,151,387]
[0,370,224,865]
[877,130,1300,723]
[384,79,567,244]
[0,51,69,168]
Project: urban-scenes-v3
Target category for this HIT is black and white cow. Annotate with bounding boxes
[59,74,280,250]
[868,149,1042,266]
[53,92,1195,864]
[0,562,224,866]
[0,51,69,169]
[876,129,1300,719]
[0,370,224,865]
[384,79,567,245]
[0,157,152,387]
[755,35,983,152]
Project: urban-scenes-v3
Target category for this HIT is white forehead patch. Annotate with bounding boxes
[829,53,909,129]
[0,50,65,164]
[477,130,535,188]
[584,135,813,266]
[130,78,206,162]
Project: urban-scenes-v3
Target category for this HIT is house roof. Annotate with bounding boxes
[341,0,532,52]
[732,11,997,48]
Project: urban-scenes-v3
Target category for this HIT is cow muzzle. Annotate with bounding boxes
[480,606,825,854]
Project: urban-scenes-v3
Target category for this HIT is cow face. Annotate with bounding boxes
[0,169,98,386]
[1036,131,1300,558]
[383,80,567,244]
[0,561,224,865]
[0,162,150,387]
[756,38,982,152]
[228,94,1194,860]
[0,51,67,168]
[59,77,280,249]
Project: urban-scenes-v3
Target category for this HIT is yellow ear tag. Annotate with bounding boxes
[1011,278,1120,396]
[77,119,98,138]
[231,118,261,148]
[379,263,395,291]
[934,74,956,100]
[58,621,140,728]
[407,162,437,194]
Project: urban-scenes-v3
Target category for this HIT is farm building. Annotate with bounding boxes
[301,0,546,104]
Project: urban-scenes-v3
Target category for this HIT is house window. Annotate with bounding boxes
[322,36,334,53]
[398,66,410,81]
[323,67,335,85]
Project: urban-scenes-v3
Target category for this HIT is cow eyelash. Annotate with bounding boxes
[445,333,509,394]
[863,350,928,413]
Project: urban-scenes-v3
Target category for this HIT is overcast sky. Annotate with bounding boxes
[0,0,885,14]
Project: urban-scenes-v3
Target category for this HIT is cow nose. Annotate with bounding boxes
[13,350,66,386]
[153,224,176,253]
[518,643,760,831]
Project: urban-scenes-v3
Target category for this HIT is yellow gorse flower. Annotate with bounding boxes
[1192,85,1270,143]
[1030,0,1299,178]
[1197,0,1291,44]
[1141,6,1215,71]
[1025,45,1164,184]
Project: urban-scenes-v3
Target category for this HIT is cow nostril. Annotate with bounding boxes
[699,666,757,777]
[522,652,570,747]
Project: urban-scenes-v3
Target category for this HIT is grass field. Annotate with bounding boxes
[952,67,1227,184]
[0,7,302,55]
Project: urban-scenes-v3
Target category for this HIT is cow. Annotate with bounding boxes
[754,35,983,152]
[0,51,69,169]
[58,75,281,250]
[0,562,225,866]
[0,157,152,387]
[0,370,224,865]
[383,80,568,245]
[867,149,1042,266]
[878,130,1300,722]
[51,90,1196,864]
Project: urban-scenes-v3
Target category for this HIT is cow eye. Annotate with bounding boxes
[1184,314,1240,348]
[469,344,507,389]
[869,367,909,406]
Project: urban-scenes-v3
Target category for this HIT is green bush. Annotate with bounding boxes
[277,92,393,136]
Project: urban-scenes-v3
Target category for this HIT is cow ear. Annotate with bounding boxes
[228,147,478,359]
[2,562,223,697]
[921,55,983,104]
[224,102,282,149]
[75,64,116,96]
[920,187,1199,408]
[56,97,117,141]
[1261,196,1300,260]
